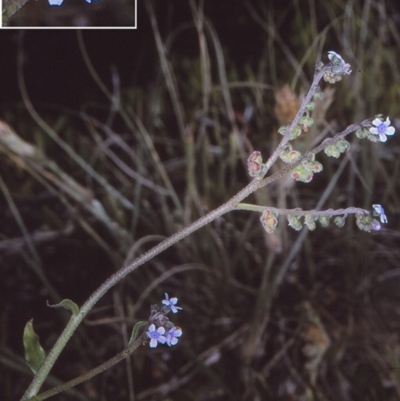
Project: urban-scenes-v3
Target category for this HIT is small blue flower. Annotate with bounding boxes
[48,0,64,5]
[147,324,166,348]
[165,327,182,346]
[372,204,388,224]
[369,117,396,142]
[327,51,352,75]
[328,51,345,64]
[162,293,182,314]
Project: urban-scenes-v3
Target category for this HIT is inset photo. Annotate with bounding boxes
[2,0,137,27]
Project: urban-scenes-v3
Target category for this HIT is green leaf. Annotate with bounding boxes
[46,299,80,316]
[129,321,148,345]
[23,319,46,374]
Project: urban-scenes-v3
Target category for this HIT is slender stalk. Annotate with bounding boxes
[20,178,257,400]
[235,204,369,216]
[34,331,147,401]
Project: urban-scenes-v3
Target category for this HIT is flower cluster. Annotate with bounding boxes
[324,51,352,83]
[280,144,301,163]
[247,151,264,178]
[252,50,394,238]
[259,205,387,234]
[324,139,350,158]
[146,294,182,348]
[290,156,323,183]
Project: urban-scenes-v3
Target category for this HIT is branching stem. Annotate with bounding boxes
[20,61,371,401]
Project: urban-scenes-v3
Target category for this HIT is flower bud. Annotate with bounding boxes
[247,151,264,178]
[260,210,279,234]
[280,146,301,163]
[290,164,313,183]
[355,214,373,232]
[334,215,346,228]
[318,216,330,227]
[304,214,316,231]
[287,215,302,231]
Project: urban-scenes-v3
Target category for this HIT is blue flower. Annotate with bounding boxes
[328,51,345,64]
[147,324,166,348]
[48,0,64,5]
[369,117,396,142]
[162,293,182,314]
[327,51,352,75]
[165,327,182,346]
[372,204,388,224]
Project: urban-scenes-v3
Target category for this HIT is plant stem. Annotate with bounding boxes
[20,59,371,400]
[20,177,258,400]
[262,65,330,175]
[235,204,369,216]
[33,331,147,401]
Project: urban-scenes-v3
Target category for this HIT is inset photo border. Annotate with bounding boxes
[1,0,137,28]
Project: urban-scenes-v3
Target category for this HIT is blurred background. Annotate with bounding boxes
[1,0,400,400]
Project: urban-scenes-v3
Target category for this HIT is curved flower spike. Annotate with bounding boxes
[369,117,396,142]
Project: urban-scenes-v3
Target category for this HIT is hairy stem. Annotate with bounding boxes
[20,63,369,400]
[33,331,147,401]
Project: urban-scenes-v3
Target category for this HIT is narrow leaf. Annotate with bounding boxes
[129,321,147,345]
[23,319,46,374]
[46,299,80,316]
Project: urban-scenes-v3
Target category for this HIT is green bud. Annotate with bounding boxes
[366,132,380,143]
[304,214,316,231]
[278,125,288,136]
[287,215,302,231]
[355,214,373,232]
[302,158,323,173]
[312,87,324,101]
[334,215,346,228]
[306,101,315,111]
[318,216,330,227]
[280,146,301,163]
[324,144,341,158]
[315,61,324,72]
[290,164,313,183]
[299,116,314,128]
[323,71,342,84]
[355,128,368,139]
[336,139,350,153]
[291,125,302,139]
